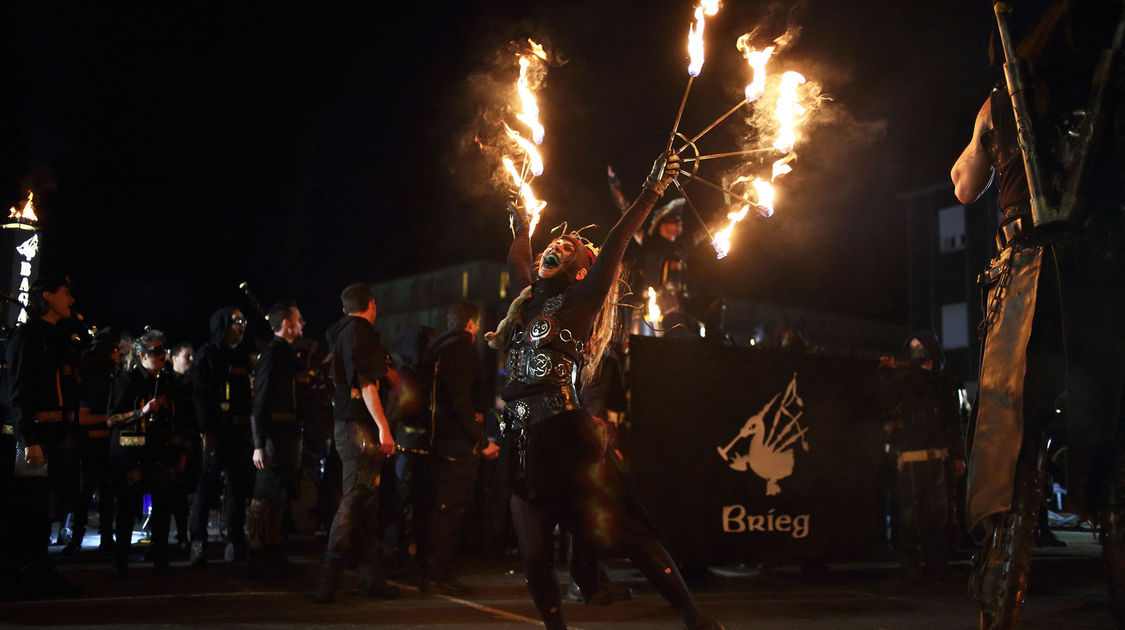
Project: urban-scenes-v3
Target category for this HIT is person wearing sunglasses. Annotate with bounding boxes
[105,330,184,577]
[188,307,253,567]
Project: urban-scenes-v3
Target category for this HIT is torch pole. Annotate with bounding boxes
[679,171,764,212]
[682,148,778,163]
[676,97,750,153]
[671,179,717,243]
[666,75,695,153]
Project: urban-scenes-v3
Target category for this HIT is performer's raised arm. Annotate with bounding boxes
[506,201,535,293]
[586,152,679,296]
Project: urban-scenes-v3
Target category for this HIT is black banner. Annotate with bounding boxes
[627,336,887,563]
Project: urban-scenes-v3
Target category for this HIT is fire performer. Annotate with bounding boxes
[188,307,253,566]
[311,283,399,604]
[632,198,696,336]
[950,1,1125,626]
[247,301,306,575]
[488,151,723,630]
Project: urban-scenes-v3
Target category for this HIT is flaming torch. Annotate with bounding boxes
[8,191,38,223]
[667,0,721,152]
[499,39,550,236]
[645,287,664,334]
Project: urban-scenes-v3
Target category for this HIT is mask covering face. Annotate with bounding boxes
[909,339,929,366]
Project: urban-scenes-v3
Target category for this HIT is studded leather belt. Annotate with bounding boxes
[505,346,578,388]
[499,386,581,438]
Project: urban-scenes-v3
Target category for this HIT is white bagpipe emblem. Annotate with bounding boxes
[716,373,808,496]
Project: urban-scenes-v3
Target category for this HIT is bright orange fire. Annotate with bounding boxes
[8,191,37,222]
[516,57,545,145]
[497,39,550,236]
[503,157,546,236]
[711,35,812,258]
[687,0,721,77]
[646,287,663,327]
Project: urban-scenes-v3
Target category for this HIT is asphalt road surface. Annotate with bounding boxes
[0,531,1115,629]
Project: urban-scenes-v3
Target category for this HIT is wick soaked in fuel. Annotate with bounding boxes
[722,505,810,539]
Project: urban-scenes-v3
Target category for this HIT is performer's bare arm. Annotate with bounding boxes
[951,99,994,204]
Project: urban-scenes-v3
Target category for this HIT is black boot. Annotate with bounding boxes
[310,566,342,605]
[683,611,725,630]
[62,527,85,555]
[189,541,207,567]
[357,565,401,599]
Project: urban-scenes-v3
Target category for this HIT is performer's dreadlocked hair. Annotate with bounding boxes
[546,223,624,390]
[581,263,629,389]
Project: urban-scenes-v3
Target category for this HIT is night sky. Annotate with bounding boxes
[0,1,997,346]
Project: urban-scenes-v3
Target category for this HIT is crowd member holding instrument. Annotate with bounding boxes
[188,307,253,566]
[488,151,723,630]
[247,301,306,575]
[105,329,185,577]
[2,275,81,599]
[311,283,399,604]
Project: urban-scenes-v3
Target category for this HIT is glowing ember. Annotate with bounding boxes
[8,191,38,222]
[503,157,546,236]
[515,57,545,144]
[646,287,663,325]
[686,0,721,77]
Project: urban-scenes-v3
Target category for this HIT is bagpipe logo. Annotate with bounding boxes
[716,372,809,496]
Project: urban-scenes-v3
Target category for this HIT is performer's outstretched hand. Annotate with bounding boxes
[508,196,529,236]
[644,152,681,196]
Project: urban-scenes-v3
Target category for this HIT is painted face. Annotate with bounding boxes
[538,238,587,280]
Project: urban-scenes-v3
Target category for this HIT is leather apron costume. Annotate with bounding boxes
[500,290,585,482]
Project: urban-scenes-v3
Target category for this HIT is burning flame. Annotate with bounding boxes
[646,287,663,325]
[516,57,545,144]
[527,38,548,61]
[772,71,806,153]
[503,123,544,176]
[711,38,813,258]
[503,157,546,236]
[686,0,721,77]
[8,191,38,222]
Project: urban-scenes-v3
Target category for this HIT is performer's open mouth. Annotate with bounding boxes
[543,253,561,268]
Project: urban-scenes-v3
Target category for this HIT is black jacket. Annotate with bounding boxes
[251,336,300,449]
[423,328,485,458]
[192,307,252,434]
[4,317,74,447]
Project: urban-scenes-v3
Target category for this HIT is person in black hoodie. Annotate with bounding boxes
[105,329,184,577]
[311,283,398,604]
[382,324,436,570]
[420,301,496,595]
[188,307,253,566]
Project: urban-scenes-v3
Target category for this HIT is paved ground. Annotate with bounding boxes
[0,531,1116,629]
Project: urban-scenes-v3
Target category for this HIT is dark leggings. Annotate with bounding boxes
[509,493,698,630]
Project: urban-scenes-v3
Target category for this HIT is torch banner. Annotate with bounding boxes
[627,336,886,563]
